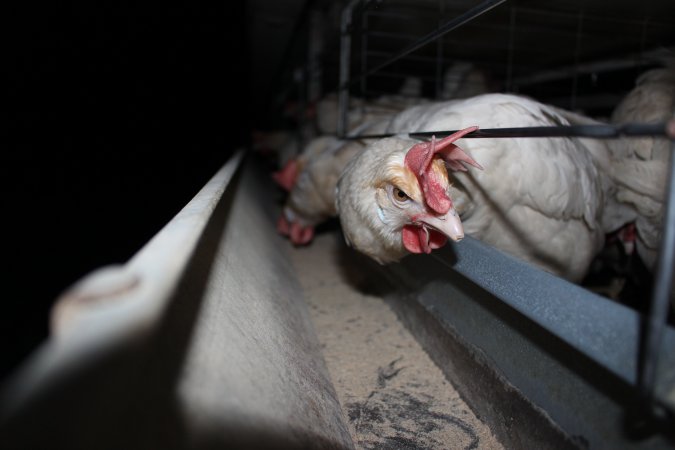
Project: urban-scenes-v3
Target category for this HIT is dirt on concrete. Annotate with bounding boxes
[289,232,504,450]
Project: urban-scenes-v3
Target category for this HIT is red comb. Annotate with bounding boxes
[272,159,300,192]
[404,126,481,214]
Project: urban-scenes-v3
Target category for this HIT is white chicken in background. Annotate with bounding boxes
[609,64,675,271]
[260,64,491,172]
[439,61,491,100]
[272,134,338,192]
[271,76,423,200]
[337,93,636,282]
[313,62,491,136]
[252,96,320,168]
[252,129,309,169]
[314,76,428,135]
[274,76,433,245]
[271,63,491,204]
[276,117,393,245]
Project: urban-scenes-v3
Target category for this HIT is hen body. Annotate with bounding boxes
[338,93,633,282]
[439,61,491,100]
[609,65,675,270]
[314,77,427,135]
[314,64,490,135]
[277,118,392,243]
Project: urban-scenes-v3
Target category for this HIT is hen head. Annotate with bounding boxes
[336,126,481,264]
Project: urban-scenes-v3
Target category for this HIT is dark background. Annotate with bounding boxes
[3,1,249,379]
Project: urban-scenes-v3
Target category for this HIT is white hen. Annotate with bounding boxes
[337,93,634,282]
[439,61,491,100]
[313,64,489,136]
[275,117,392,244]
[609,64,675,270]
[314,77,427,135]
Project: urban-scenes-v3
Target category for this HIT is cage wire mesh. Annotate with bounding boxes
[339,0,675,119]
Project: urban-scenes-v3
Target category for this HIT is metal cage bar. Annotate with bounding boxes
[639,140,675,418]
[340,120,675,141]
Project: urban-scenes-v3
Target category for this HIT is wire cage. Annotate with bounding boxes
[3,1,674,449]
[333,0,675,113]
[277,0,675,446]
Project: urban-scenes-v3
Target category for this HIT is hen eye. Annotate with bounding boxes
[393,187,410,202]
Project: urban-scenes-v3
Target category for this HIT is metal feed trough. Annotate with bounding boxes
[0,149,674,449]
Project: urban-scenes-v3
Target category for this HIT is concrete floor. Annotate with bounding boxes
[289,232,504,450]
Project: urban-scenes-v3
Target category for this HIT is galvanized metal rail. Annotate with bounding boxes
[638,140,675,424]
[372,234,675,450]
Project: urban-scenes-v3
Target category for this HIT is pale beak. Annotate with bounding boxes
[418,208,465,242]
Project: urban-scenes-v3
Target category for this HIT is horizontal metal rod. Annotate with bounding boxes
[341,120,675,141]
[515,5,675,29]
[339,0,507,91]
[363,3,673,30]
[541,93,627,110]
[512,47,671,87]
[364,8,442,21]
[363,30,423,42]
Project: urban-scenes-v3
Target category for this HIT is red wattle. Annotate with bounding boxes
[402,225,423,253]
[418,226,431,254]
[401,225,448,253]
[402,224,449,254]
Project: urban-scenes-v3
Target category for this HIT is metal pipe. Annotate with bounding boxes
[434,0,446,99]
[362,30,426,42]
[341,120,675,141]
[570,10,585,111]
[337,0,362,138]
[360,6,368,98]
[638,139,675,415]
[362,71,439,82]
[295,67,306,157]
[364,3,673,29]
[365,50,451,65]
[514,5,674,29]
[512,47,670,87]
[505,6,517,92]
[307,9,323,105]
